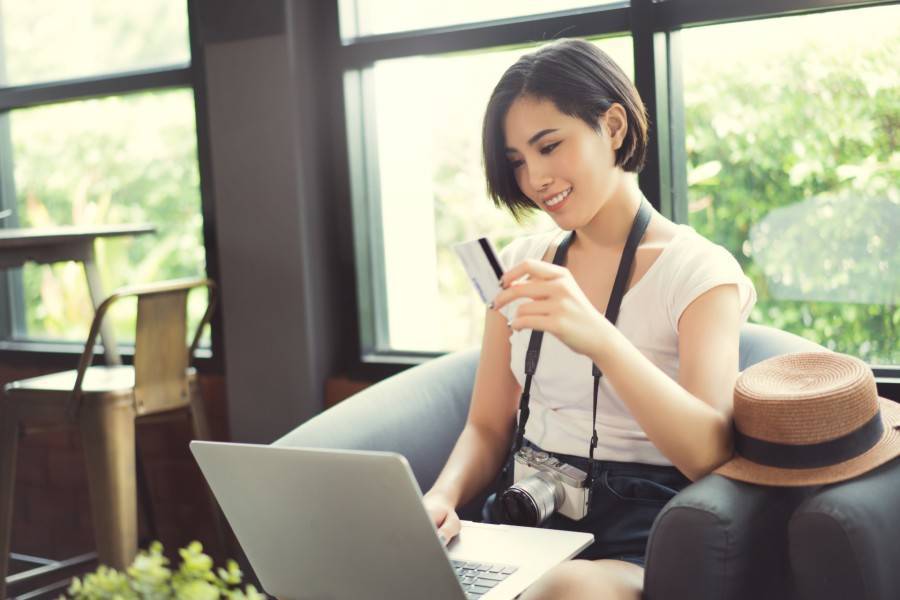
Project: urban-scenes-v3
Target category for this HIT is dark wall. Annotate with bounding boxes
[193,0,350,442]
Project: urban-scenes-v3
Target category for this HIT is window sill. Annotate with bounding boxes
[349,350,442,380]
[356,349,900,402]
[0,339,221,373]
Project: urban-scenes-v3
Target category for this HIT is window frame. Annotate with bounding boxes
[0,0,222,372]
[334,0,900,390]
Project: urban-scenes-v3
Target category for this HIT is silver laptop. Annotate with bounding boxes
[191,441,593,600]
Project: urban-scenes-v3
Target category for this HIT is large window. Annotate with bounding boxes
[0,1,207,348]
[681,5,899,366]
[338,0,898,375]
[368,38,632,352]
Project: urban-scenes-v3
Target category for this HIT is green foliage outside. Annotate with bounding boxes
[1,1,207,346]
[63,541,263,600]
[8,90,208,344]
[683,21,899,364]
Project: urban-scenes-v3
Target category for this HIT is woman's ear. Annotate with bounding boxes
[603,103,628,151]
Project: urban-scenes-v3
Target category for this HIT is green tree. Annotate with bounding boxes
[11,91,206,342]
[684,27,899,364]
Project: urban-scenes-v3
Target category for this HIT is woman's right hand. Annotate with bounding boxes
[423,493,461,546]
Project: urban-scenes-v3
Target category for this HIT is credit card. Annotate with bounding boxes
[453,237,505,305]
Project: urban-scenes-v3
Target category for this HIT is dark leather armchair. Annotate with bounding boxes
[274,324,900,599]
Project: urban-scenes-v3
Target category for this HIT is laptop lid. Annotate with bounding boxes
[192,441,593,600]
[192,441,470,600]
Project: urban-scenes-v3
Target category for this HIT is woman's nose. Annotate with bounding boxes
[528,167,553,194]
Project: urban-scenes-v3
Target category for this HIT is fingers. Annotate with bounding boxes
[437,509,461,546]
[508,314,552,333]
[491,280,556,311]
[513,299,554,315]
[424,504,442,525]
[499,258,565,288]
[423,497,461,546]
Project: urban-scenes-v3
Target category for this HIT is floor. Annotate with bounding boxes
[5,552,97,600]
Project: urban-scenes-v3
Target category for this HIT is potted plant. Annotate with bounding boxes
[62,541,265,599]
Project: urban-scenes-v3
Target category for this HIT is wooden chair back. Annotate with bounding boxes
[134,287,189,414]
[69,278,216,416]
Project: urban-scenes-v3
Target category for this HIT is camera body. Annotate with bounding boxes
[500,446,590,525]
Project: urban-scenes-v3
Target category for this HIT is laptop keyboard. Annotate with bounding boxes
[451,560,519,598]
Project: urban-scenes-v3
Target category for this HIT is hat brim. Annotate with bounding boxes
[715,397,900,487]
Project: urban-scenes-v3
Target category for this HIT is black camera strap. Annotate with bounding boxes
[509,198,652,492]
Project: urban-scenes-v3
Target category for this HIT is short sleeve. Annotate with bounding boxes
[498,236,526,273]
[667,236,757,333]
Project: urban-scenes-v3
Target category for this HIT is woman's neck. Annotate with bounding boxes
[572,174,645,252]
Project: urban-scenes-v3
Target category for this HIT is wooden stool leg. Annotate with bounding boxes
[134,445,159,544]
[0,398,19,600]
[187,378,212,441]
[187,381,229,555]
[78,398,138,569]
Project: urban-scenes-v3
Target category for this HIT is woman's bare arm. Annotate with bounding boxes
[425,307,521,508]
[591,284,741,480]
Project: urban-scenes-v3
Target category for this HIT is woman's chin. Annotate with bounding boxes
[547,210,582,230]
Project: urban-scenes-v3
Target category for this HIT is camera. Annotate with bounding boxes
[495,446,590,526]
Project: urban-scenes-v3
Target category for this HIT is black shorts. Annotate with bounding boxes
[483,441,691,567]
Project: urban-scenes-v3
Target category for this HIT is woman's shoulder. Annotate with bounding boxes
[661,224,757,325]
[666,224,740,268]
[643,219,749,292]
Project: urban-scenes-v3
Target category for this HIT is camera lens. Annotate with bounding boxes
[497,472,561,526]
[498,488,540,525]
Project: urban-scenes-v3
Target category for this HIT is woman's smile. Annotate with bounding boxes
[543,186,573,212]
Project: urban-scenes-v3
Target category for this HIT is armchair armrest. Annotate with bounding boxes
[644,474,810,600]
[789,456,900,600]
[272,349,479,499]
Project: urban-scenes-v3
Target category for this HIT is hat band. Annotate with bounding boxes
[735,410,884,469]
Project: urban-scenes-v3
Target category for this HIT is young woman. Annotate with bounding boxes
[422,39,756,599]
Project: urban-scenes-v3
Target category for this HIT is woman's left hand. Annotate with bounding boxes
[492,258,614,359]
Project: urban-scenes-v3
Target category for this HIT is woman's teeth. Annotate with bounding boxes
[546,188,571,207]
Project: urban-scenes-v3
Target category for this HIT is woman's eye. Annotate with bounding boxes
[509,159,524,169]
[540,142,561,155]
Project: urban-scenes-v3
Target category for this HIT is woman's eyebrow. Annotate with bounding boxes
[505,128,559,153]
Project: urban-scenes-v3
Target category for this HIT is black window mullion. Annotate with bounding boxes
[631,0,664,212]
[344,67,391,356]
[0,9,19,341]
[186,0,223,369]
[646,28,689,225]
[339,5,630,69]
[0,66,192,112]
[655,0,897,29]
[651,31,674,220]
[664,29,689,224]
[0,112,15,341]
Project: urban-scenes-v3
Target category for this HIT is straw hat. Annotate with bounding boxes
[715,351,900,487]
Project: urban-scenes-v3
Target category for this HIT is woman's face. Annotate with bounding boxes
[503,95,624,229]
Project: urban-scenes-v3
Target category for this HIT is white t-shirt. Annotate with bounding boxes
[498,224,757,465]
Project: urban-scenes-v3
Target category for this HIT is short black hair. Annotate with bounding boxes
[482,39,649,221]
